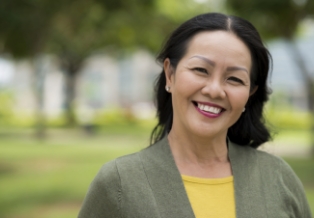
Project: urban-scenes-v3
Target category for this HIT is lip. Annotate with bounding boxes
[193,101,225,118]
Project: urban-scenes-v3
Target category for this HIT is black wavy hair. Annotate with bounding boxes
[150,12,272,148]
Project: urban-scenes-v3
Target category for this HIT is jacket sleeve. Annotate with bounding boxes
[78,160,121,218]
[278,159,313,218]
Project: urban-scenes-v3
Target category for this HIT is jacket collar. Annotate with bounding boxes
[140,136,195,218]
[140,136,266,218]
[228,140,267,218]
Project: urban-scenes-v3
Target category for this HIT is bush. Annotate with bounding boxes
[0,91,14,126]
[265,107,311,130]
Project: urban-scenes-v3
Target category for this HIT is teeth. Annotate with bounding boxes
[197,103,222,114]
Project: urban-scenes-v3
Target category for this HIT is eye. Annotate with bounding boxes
[228,76,244,84]
[192,67,208,74]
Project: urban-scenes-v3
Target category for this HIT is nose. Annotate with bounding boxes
[201,78,226,99]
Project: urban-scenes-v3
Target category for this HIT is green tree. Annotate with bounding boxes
[0,0,65,138]
[226,0,314,155]
[0,0,174,129]
[47,0,163,125]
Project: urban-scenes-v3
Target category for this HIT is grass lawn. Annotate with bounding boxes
[0,126,313,217]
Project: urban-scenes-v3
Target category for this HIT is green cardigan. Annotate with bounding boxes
[78,137,312,218]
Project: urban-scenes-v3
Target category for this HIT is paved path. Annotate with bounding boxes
[259,142,312,158]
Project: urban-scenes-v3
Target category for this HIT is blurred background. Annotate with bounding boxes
[0,0,313,217]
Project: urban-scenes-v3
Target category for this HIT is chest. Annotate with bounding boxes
[118,175,295,218]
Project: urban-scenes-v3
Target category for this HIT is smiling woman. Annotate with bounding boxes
[78,13,313,218]
[163,31,253,145]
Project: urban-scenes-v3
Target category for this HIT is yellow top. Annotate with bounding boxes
[182,175,236,218]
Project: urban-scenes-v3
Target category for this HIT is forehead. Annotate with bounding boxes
[183,31,251,68]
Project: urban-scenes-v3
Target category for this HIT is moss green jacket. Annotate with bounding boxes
[78,137,312,218]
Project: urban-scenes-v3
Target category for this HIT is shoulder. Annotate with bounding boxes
[231,142,293,171]
[232,144,312,217]
[230,142,304,192]
[78,160,122,217]
[78,152,145,218]
[245,146,299,175]
[254,148,311,217]
[94,137,167,181]
[90,152,142,184]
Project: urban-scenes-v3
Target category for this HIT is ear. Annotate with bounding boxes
[164,58,175,87]
[250,86,258,96]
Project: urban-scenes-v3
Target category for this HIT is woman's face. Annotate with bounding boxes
[165,30,254,139]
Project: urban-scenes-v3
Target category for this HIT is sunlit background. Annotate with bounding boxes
[0,0,314,217]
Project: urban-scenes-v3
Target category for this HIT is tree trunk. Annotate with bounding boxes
[285,39,314,157]
[32,56,47,139]
[62,58,82,127]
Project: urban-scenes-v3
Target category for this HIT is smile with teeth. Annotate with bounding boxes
[197,103,222,114]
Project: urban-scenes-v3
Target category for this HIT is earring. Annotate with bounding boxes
[165,86,170,92]
[242,108,246,113]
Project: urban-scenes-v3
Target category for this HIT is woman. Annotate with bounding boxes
[78,13,312,218]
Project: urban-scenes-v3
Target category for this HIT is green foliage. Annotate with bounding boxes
[225,0,314,39]
[156,0,215,23]
[93,108,137,126]
[0,105,157,130]
[10,115,36,128]
[0,91,14,126]
[0,0,63,57]
[265,107,312,130]
[0,0,179,58]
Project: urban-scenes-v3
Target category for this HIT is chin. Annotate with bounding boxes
[189,125,225,139]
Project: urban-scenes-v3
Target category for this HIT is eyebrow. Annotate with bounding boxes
[227,66,249,74]
[189,55,249,74]
[189,55,215,66]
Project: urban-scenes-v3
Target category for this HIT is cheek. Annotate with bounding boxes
[176,70,193,84]
[171,72,201,112]
[228,89,250,109]
[175,71,203,93]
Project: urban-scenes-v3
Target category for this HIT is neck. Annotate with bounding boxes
[168,130,229,164]
[167,129,231,178]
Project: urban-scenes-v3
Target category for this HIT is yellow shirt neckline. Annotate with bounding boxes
[182,175,236,218]
[181,175,233,185]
